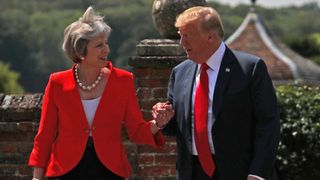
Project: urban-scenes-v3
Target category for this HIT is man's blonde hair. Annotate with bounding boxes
[175,6,224,39]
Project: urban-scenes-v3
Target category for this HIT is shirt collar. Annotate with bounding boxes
[198,42,226,72]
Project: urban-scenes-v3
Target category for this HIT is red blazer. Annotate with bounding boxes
[28,62,165,178]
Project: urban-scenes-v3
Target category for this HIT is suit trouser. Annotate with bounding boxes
[48,137,124,180]
[192,155,220,180]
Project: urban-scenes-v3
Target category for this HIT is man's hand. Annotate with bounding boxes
[152,101,174,129]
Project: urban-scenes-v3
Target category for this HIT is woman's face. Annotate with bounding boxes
[83,33,110,68]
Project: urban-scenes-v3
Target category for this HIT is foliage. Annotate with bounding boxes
[276,83,320,180]
[0,0,319,92]
[0,61,24,94]
[308,33,320,65]
[0,0,159,92]
[309,55,320,65]
[258,3,320,38]
[249,4,320,65]
[284,33,320,65]
[310,33,320,46]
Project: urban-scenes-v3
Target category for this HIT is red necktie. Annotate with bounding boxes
[194,63,215,177]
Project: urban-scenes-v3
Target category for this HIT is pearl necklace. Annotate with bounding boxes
[74,64,103,91]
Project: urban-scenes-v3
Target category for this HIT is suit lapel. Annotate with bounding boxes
[213,47,234,118]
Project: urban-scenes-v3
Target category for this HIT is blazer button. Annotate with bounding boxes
[85,129,89,133]
[92,126,96,131]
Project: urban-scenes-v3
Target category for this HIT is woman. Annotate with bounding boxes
[29,7,173,180]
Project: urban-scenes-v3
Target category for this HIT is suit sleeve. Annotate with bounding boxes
[164,69,177,136]
[123,73,165,148]
[167,69,175,105]
[249,60,280,178]
[29,74,58,168]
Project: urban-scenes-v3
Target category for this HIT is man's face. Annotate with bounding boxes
[178,21,213,64]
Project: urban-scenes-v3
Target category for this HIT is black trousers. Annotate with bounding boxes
[192,155,220,180]
[48,137,124,180]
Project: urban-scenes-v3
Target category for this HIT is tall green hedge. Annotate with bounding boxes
[276,83,320,180]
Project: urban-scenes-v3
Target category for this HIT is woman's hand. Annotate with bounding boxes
[32,167,44,180]
[152,101,174,129]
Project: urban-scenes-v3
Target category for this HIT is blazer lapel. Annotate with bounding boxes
[64,65,90,129]
[91,62,113,126]
[213,47,234,118]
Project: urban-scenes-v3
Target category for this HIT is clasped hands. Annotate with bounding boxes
[152,101,174,129]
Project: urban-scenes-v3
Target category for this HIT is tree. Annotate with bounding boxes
[0,61,24,94]
[0,0,319,92]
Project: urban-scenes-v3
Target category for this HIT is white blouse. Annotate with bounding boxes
[81,96,101,135]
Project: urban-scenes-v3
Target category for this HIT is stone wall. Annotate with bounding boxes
[0,94,42,179]
[0,39,184,179]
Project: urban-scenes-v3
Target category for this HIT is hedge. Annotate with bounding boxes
[276,83,320,180]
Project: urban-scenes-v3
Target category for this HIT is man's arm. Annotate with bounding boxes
[164,69,177,136]
[249,60,280,178]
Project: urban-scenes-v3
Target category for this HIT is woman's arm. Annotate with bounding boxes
[123,74,166,147]
[32,167,44,180]
[29,74,58,168]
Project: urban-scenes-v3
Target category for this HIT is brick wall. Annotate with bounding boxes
[0,94,42,179]
[128,39,185,179]
[0,39,184,179]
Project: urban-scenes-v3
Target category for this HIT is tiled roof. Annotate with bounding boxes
[226,8,320,83]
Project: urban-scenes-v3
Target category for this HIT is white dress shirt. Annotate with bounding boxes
[191,42,225,155]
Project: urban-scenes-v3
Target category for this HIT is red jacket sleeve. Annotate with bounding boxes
[29,74,58,168]
[123,73,165,148]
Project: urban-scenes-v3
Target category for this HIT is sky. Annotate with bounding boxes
[211,0,320,8]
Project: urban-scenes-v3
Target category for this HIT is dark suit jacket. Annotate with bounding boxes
[166,47,280,180]
[29,62,165,178]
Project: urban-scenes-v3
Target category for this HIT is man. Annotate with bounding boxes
[153,6,280,180]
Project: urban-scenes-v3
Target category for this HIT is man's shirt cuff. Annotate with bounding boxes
[249,174,265,180]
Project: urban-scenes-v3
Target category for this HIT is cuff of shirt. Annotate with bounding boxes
[249,174,265,180]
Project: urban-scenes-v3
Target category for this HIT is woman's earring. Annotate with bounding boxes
[80,57,84,61]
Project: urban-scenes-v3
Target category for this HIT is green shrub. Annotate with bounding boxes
[0,61,24,93]
[276,83,320,180]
